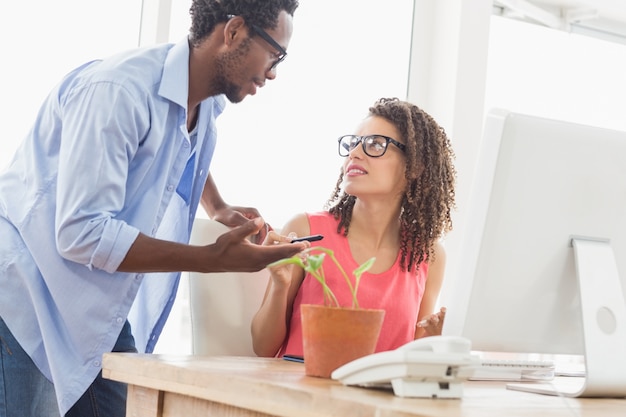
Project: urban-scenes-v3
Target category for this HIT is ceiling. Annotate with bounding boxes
[493,0,626,44]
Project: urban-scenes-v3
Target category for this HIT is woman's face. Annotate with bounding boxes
[341,116,407,200]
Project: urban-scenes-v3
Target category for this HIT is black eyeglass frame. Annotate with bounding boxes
[338,135,407,158]
[226,14,287,71]
[249,24,287,70]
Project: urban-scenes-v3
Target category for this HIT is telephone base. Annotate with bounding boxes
[332,336,480,399]
[391,378,464,398]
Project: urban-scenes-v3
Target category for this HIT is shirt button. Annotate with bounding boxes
[167,185,174,192]
[183,141,189,148]
[116,317,123,324]
[93,360,101,367]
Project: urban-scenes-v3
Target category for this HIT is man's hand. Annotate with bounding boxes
[212,205,270,244]
[205,218,305,272]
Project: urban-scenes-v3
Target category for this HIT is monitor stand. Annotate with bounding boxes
[507,236,626,397]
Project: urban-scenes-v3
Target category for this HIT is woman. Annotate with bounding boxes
[251,97,456,358]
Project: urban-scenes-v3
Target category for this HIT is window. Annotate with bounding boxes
[0,1,142,169]
[484,15,626,132]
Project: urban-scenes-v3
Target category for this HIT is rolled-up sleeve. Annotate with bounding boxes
[54,79,148,272]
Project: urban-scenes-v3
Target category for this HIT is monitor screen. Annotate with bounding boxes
[443,109,626,397]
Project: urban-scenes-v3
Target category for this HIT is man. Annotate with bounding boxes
[0,1,302,416]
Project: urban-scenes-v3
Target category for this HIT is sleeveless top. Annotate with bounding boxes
[279,212,429,357]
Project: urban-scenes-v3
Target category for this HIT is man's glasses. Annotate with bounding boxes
[249,24,287,71]
[338,135,407,158]
[227,15,287,71]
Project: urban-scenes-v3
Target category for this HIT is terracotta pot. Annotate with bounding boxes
[300,304,385,378]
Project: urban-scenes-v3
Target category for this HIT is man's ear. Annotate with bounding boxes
[223,15,246,45]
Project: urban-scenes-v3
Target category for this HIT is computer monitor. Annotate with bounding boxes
[443,109,626,397]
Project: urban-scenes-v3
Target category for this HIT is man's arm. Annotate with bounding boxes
[201,173,224,219]
[201,172,269,242]
[118,218,306,274]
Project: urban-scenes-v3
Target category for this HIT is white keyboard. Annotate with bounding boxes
[470,358,555,381]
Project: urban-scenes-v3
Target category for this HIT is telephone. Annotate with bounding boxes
[331,336,480,399]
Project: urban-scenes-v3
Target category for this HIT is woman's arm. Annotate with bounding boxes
[414,241,447,338]
[251,213,311,356]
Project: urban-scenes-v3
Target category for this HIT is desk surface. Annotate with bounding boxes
[102,353,625,417]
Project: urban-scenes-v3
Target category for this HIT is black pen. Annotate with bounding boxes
[290,234,324,243]
[283,354,304,363]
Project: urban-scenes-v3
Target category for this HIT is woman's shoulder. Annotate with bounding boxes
[306,212,339,230]
[305,211,333,222]
[280,212,339,238]
[279,212,312,236]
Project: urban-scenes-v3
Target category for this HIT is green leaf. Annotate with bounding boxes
[305,253,325,273]
[267,255,305,269]
[353,257,376,277]
[267,246,374,309]
[352,257,376,308]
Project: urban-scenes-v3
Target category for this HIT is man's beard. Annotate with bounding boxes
[213,39,252,104]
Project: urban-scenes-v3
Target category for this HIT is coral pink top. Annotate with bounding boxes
[279,212,428,357]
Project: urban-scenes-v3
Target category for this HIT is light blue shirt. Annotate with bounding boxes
[0,37,225,414]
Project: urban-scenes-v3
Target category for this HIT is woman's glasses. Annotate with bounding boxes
[338,135,406,158]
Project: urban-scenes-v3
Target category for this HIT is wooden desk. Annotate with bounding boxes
[102,353,625,417]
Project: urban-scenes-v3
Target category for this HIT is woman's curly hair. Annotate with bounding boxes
[189,0,299,47]
[326,98,457,272]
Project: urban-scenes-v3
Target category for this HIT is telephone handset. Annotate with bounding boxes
[331,336,480,398]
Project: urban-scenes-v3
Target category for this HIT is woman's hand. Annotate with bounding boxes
[416,306,447,337]
[262,230,303,288]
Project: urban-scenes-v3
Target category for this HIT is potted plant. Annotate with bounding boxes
[268,247,385,378]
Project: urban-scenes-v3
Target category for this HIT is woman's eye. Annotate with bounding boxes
[370,141,385,151]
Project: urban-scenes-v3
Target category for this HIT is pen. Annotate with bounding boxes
[283,354,304,363]
[291,234,324,243]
